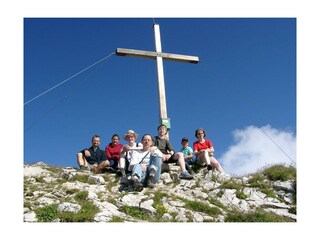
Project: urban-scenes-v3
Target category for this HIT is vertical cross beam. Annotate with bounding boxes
[154,24,168,123]
[116,23,199,138]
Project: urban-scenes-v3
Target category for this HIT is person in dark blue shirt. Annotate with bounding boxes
[77,135,108,173]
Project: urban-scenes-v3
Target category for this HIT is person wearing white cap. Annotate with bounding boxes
[117,130,143,177]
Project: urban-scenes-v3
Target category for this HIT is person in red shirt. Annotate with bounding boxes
[105,134,123,170]
[193,128,225,174]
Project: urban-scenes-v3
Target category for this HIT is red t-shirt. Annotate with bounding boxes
[105,143,123,161]
[193,139,214,152]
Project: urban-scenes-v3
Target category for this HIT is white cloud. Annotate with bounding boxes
[220,125,296,177]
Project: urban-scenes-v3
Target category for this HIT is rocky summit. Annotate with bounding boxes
[23,162,296,222]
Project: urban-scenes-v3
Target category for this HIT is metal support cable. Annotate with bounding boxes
[24,51,115,106]
[259,127,296,165]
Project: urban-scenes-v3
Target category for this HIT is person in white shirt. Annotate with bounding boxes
[117,130,143,177]
[130,134,163,191]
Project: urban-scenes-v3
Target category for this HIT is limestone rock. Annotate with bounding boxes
[23,162,297,222]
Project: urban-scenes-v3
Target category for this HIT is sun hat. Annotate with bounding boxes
[123,130,139,140]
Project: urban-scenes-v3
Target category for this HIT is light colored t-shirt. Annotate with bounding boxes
[121,142,143,162]
[130,147,162,166]
[181,146,193,157]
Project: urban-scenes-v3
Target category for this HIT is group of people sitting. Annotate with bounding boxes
[77,124,225,191]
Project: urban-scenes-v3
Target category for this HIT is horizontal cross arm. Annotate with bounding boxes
[116,48,199,64]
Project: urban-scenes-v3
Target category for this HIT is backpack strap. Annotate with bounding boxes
[138,151,150,164]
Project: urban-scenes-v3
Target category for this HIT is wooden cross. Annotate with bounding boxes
[116,23,199,137]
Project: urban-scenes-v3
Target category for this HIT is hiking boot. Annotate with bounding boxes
[185,162,195,175]
[120,176,129,185]
[127,176,134,185]
[146,175,155,188]
[133,178,143,192]
[179,170,193,180]
[116,168,126,177]
[207,164,213,171]
[188,169,196,175]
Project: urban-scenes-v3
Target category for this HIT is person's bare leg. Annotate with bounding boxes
[77,153,89,167]
[196,151,210,165]
[173,152,187,171]
[93,160,110,174]
[118,158,125,169]
[210,157,224,173]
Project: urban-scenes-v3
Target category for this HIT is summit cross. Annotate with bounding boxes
[116,23,199,136]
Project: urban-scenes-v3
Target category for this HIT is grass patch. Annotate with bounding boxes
[35,204,58,222]
[109,216,124,222]
[289,206,296,214]
[181,198,221,217]
[247,174,268,188]
[33,176,45,183]
[35,201,100,222]
[246,174,277,199]
[70,174,90,183]
[24,201,32,209]
[208,197,226,210]
[103,175,119,191]
[154,204,168,219]
[153,191,170,205]
[46,166,64,175]
[74,191,88,203]
[65,188,80,195]
[119,206,149,221]
[219,181,248,199]
[225,208,295,222]
[262,164,296,181]
[59,201,99,222]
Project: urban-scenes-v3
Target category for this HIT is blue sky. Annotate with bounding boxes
[24,18,296,175]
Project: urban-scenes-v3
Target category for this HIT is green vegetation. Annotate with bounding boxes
[225,208,296,222]
[119,206,149,221]
[74,191,88,203]
[208,197,227,210]
[262,164,296,181]
[219,180,248,199]
[116,191,172,222]
[46,166,64,175]
[70,174,90,183]
[65,188,80,195]
[248,164,296,200]
[35,201,100,222]
[152,191,170,219]
[103,174,119,191]
[35,204,58,222]
[58,201,99,222]
[109,216,124,222]
[35,190,99,222]
[180,198,221,217]
[289,206,296,214]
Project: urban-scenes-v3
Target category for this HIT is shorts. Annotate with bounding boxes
[108,159,118,169]
[185,158,195,165]
[166,155,177,163]
[87,160,105,168]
